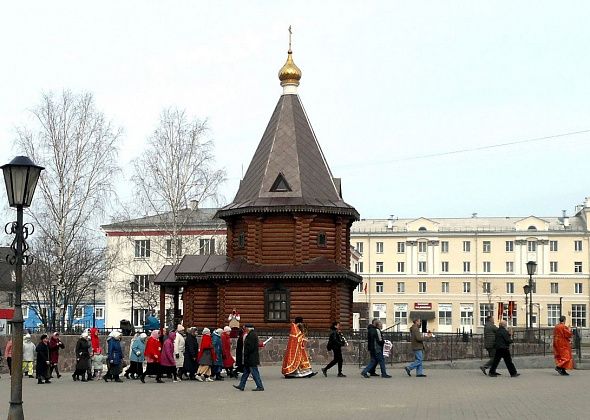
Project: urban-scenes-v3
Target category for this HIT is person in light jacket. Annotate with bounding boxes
[125,333,146,379]
[174,325,186,380]
[23,334,36,378]
[4,338,13,376]
[404,318,431,377]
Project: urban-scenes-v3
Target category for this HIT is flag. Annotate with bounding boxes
[497,302,504,321]
[508,301,514,319]
[364,283,367,294]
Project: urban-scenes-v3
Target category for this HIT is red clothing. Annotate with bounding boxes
[48,336,64,364]
[90,328,100,353]
[553,323,574,370]
[221,333,235,368]
[144,336,162,364]
[4,340,12,358]
[282,323,312,376]
[197,334,217,363]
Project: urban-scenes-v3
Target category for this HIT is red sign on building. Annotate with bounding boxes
[414,303,432,310]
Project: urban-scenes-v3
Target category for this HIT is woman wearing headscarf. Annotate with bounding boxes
[141,329,163,383]
[222,326,237,378]
[22,334,36,378]
[196,328,216,382]
[212,328,224,380]
[48,332,65,379]
[183,327,199,380]
[125,333,146,379]
[174,325,186,380]
[35,334,51,384]
[104,331,124,382]
[73,331,91,381]
[160,331,178,382]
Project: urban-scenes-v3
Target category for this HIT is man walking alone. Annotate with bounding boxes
[488,320,519,378]
[405,318,430,377]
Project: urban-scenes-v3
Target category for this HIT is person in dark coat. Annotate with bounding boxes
[105,331,124,382]
[235,326,247,374]
[35,334,51,384]
[322,321,348,377]
[73,332,92,382]
[233,324,264,391]
[183,327,199,380]
[48,332,65,379]
[361,319,391,378]
[480,316,499,375]
[488,320,519,377]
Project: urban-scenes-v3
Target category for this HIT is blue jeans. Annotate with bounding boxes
[407,350,424,375]
[362,351,387,376]
[238,366,264,389]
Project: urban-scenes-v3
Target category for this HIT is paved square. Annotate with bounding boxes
[1,367,588,419]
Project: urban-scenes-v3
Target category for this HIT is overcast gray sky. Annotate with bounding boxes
[1,1,589,221]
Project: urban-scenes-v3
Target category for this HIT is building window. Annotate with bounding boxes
[463,261,471,273]
[132,309,149,328]
[394,304,408,326]
[376,262,384,273]
[376,242,384,253]
[372,304,387,326]
[572,304,586,327]
[397,242,405,253]
[418,261,427,273]
[463,282,471,293]
[441,261,449,272]
[134,274,153,292]
[317,231,327,247]
[547,304,560,326]
[419,282,427,293]
[460,304,473,326]
[482,282,491,294]
[550,240,558,252]
[441,282,449,293]
[356,242,364,254]
[166,238,182,258]
[265,288,290,322]
[95,307,105,319]
[575,240,583,252]
[199,238,216,255]
[376,282,384,293]
[438,304,452,325]
[575,262,583,273]
[397,262,405,273]
[575,283,583,294]
[506,282,514,294]
[397,282,405,293]
[134,240,151,258]
[479,303,494,326]
[528,241,537,252]
[505,241,514,252]
[441,241,449,253]
[73,307,84,319]
[506,261,514,273]
[550,261,558,273]
[418,241,427,253]
[463,241,471,252]
[357,262,364,273]
[483,241,491,253]
[483,261,491,273]
[550,282,559,294]
[22,305,29,318]
[238,231,246,249]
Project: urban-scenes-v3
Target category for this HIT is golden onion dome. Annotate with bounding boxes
[278,50,302,86]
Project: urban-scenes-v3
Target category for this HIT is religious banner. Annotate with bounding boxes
[497,302,504,321]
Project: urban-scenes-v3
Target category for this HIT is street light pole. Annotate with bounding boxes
[92,288,96,328]
[526,261,537,340]
[52,283,57,332]
[2,156,44,420]
[130,281,136,328]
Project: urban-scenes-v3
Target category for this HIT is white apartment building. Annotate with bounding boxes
[352,198,590,333]
[102,207,226,329]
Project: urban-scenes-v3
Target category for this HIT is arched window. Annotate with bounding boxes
[418,226,427,232]
[528,225,537,231]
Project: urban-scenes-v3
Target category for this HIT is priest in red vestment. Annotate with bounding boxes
[553,315,574,376]
[281,317,317,378]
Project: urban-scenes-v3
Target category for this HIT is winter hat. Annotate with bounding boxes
[223,326,231,333]
[140,333,147,340]
[81,332,89,339]
[177,324,185,332]
[213,328,222,336]
[202,327,211,335]
[24,334,31,340]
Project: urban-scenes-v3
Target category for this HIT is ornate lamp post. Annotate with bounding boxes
[526,261,537,333]
[2,156,44,420]
[523,284,530,330]
[130,281,136,327]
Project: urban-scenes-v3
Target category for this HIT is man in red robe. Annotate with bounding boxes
[553,315,574,376]
[281,317,317,378]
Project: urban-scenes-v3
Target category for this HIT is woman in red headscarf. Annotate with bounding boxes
[196,328,217,382]
[141,330,163,383]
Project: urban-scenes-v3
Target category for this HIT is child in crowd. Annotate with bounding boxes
[91,348,107,379]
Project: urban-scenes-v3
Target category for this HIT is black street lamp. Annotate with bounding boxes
[523,284,530,330]
[51,282,57,332]
[92,288,96,328]
[2,155,44,420]
[526,260,537,335]
[130,281,136,327]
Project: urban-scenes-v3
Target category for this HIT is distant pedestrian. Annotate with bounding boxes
[212,328,224,380]
[73,332,92,381]
[480,316,498,376]
[322,321,347,377]
[141,329,163,383]
[4,338,13,375]
[104,331,124,382]
[174,325,186,380]
[126,333,146,379]
[196,328,216,382]
[553,316,574,376]
[222,326,237,378]
[361,319,391,378]
[48,332,65,379]
[160,331,178,382]
[183,327,199,380]
[233,323,264,391]
[22,334,36,378]
[488,320,519,377]
[404,318,431,377]
[91,348,106,379]
[35,334,51,384]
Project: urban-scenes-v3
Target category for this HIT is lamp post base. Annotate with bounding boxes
[7,401,24,420]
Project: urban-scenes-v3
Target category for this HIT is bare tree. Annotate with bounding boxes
[109,108,226,318]
[16,91,121,329]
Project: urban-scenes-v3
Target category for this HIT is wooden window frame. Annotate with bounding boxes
[265,286,290,322]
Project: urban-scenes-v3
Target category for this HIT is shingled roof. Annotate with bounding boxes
[216,94,359,220]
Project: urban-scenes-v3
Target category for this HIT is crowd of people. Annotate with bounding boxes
[0,314,577,389]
